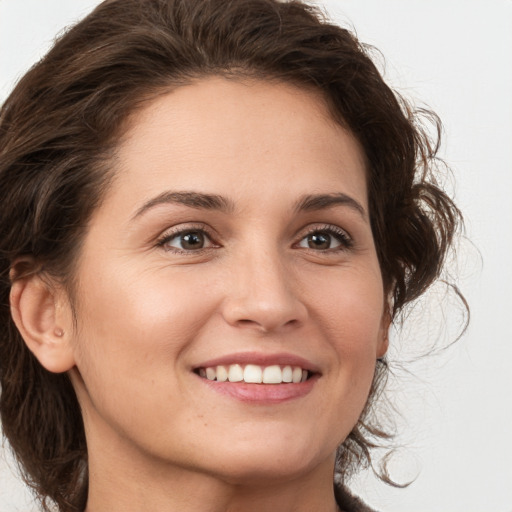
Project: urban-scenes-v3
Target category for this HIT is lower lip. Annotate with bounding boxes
[198,374,319,404]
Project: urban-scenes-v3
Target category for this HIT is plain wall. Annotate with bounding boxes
[1,1,511,511]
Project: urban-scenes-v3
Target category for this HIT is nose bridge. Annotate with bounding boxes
[222,239,306,332]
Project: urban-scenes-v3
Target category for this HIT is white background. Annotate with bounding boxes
[1,1,511,511]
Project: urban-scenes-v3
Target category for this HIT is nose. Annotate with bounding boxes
[221,248,308,333]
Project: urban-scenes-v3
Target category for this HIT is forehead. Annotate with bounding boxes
[107,77,368,213]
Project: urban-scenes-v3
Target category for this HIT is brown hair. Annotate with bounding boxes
[0,0,463,510]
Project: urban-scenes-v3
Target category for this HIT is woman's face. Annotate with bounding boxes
[68,78,388,483]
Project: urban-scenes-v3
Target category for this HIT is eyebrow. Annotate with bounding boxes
[132,191,235,220]
[294,193,367,219]
[132,190,366,220]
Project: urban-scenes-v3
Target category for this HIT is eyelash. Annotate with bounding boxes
[156,223,353,254]
[297,224,354,252]
[156,224,218,254]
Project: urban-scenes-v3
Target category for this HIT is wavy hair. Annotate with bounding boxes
[0,0,463,510]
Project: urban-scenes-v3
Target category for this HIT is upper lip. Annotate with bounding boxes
[194,352,321,374]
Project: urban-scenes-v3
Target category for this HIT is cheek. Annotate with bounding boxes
[72,262,218,385]
[309,265,385,392]
[69,265,220,444]
[311,265,385,344]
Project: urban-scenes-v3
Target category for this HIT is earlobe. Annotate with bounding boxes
[10,272,76,373]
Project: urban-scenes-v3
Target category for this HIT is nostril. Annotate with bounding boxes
[221,294,308,332]
[236,318,270,328]
[235,317,299,332]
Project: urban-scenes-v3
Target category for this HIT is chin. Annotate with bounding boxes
[195,436,337,486]
[212,458,322,486]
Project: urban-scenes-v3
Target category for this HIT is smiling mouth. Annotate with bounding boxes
[195,364,311,384]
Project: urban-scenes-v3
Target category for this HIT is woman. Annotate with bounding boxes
[0,0,462,511]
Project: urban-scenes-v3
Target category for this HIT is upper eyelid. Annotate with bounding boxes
[157,223,217,245]
[159,222,213,234]
[295,223,352,241]
[299,223,349,234]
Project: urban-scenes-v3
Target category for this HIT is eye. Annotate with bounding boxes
[297,226,352,251]
[158,228,215,252]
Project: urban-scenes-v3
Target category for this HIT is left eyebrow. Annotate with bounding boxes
[294,193,367,219]
[131,190,235,220]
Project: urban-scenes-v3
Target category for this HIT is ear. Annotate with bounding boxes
[10,269,76,373]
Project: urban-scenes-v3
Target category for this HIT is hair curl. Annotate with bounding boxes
[0,0,463,510]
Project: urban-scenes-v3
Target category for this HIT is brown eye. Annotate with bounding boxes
[297,228,351,251]
[164,230,210,251]
[306,233,332,250]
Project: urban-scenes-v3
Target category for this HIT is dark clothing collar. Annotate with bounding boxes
[335,483,378,512]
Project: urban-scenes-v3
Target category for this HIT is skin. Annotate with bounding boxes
[12,78,389,512]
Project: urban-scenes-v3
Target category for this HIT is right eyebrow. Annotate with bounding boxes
[294,192,367,220]
[131,190,235,220]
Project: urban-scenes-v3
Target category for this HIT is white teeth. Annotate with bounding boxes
[282,365,293,383]
[262,365,282,384]
[216,365,228,382]
[228,364,243,382]
[243,364,262,383]
[199,364,310,384]
[292,367,303,383]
